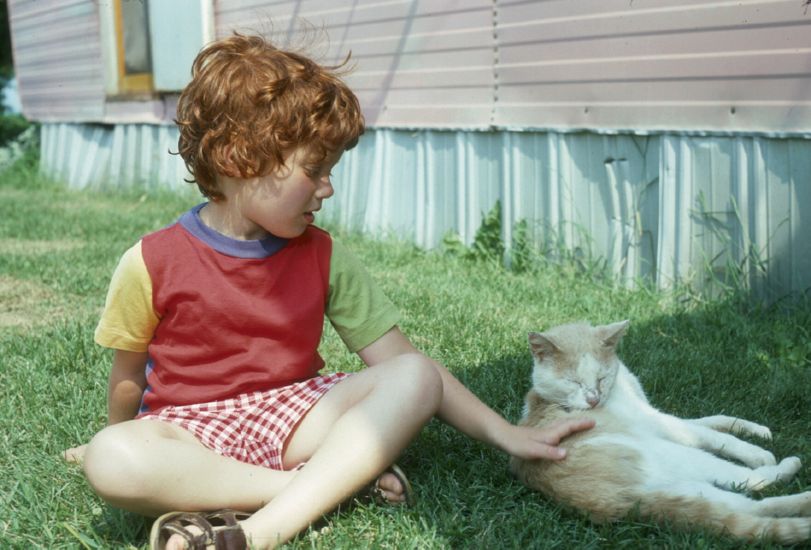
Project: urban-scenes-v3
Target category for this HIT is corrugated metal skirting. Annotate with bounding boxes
[40,123,189,191]
[327,130,811,299]
[39,123,811,299]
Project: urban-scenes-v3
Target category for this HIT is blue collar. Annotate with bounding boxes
[178,203,288,259]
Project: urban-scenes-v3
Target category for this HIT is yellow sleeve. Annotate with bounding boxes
[94,241,160,352]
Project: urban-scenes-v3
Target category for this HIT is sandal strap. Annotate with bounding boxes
[158,513,216,550]
[209,510,250,550]
[206,509,250,527]
[214,526,248,550]
[152,510,248,550]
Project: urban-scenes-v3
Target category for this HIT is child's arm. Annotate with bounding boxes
[358,327,594,461]
[106,349,149,424]
[64,349,148,463]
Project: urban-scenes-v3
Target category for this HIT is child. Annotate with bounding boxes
[70,33,594,550]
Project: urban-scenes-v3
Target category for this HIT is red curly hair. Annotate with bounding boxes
[175,33,365,200]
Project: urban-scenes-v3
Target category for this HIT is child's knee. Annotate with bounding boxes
[83,424,149,500]
[393,353,443,409]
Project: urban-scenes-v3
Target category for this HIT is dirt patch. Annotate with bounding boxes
[0,276,64,328]
[0,238,84,255]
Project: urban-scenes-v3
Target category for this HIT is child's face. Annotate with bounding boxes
[236,147,342,239]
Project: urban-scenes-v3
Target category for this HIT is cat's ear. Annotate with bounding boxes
[599,320,630,349]
[528,332,560,360]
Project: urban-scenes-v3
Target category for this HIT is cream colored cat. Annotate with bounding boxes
[510,320,811,544]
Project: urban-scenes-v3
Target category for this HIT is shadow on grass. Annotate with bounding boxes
[90,509,150,549]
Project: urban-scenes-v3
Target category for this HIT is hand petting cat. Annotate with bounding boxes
[495,418,596,461]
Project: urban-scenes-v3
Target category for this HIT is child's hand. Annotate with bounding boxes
[500,418,595,461]
[63,444,87,465]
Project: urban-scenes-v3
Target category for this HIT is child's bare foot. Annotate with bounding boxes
[370,464,414,505]
[374,470,407,502]
[63,444,87,464]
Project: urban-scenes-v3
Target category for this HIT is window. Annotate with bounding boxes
[99,0,213,96]
[114,0,153,94]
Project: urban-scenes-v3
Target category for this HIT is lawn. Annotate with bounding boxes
[1,154,810,549]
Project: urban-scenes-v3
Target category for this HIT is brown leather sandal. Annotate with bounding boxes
[149,509,250,550]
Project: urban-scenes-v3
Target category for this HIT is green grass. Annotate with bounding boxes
[1,154,810,549]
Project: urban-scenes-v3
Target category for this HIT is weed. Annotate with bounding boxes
[468,200,505,264]
[510,218,532,273]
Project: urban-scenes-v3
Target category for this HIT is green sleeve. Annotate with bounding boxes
[326,239,401,353]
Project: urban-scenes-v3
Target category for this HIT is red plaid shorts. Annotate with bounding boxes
[136,373,349,470]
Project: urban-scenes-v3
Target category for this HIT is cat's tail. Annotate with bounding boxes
[642,490,811,545]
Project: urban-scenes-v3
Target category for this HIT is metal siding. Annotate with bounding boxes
[8,0,105,121]
[495,0,811,133]
[39,123,188,190]
[319,128,811,298]
[789,140,811,295]
[17,0,811,299]
[9,0,810,132]
[214,0,811,133]
[37,121,811,298]
[214,0,495,128]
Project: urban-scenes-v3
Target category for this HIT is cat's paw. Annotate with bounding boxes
[749,456,802,489]
[802,492,811,515]
[777,456,802,477]
[746,449,777,468]
[795,491,811,515]
[691,416,772,440]
[744,423,772,440]
[727,417,772,440]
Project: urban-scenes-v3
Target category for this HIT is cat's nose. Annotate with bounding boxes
[586,391,600,408]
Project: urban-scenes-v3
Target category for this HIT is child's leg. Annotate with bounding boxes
[83,418,296,516]
[85,352,442,547]
[238,353,443,548]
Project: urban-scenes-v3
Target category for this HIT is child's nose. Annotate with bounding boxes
[316,178,334,199]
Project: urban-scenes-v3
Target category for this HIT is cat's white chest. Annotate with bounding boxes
[601,368,661,434]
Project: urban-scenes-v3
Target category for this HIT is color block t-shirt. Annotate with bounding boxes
[95,203,400,413]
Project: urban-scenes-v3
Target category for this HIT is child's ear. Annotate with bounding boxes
[219,145,242,176]
[213,143,249,179]
[599,320,630,349]
[528,332,560,360]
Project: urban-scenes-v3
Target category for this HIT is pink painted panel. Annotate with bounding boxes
[495,103,811,134]
[217,0,492,35]
[499,24,811,66]
[344,46,493,73]
[8,0,105,122]
[8,0,809,131]
[497,53,811,92]
[498,3,806,47]
[214,0,496,128]
[494,0,811,132]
